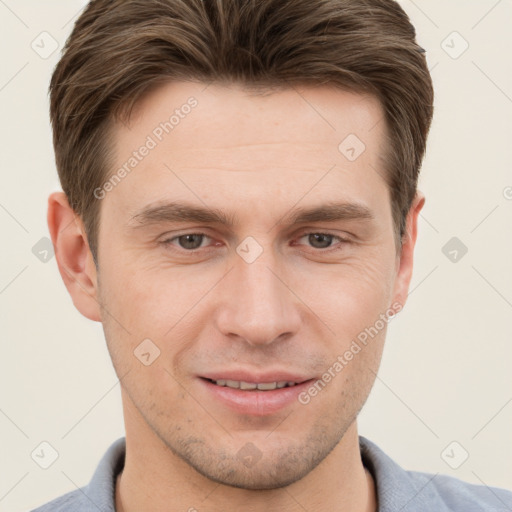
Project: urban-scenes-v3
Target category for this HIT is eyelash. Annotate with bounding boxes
[160,231,351,254]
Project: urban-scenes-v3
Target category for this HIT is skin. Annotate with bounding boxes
[48,81,424,512]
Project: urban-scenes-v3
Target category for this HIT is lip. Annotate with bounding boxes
[201,371,312,384]
[198,371,316,416]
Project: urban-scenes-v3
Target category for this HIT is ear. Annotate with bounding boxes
[391,190,425,310]
[47,191,102,322]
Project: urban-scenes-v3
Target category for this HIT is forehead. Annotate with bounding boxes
[105,81,389,222]
[119,80,386,158]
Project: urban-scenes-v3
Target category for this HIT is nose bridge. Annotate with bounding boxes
[215,242,300,345]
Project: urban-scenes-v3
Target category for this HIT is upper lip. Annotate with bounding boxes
[200,370,313,384]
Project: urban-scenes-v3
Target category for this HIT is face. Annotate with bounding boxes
[91,81,417,489]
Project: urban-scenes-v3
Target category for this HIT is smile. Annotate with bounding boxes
[198,376,315,416]
[206,379,298,390]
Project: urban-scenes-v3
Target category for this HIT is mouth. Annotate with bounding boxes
[203,378,300,390]
[198,374,315,416]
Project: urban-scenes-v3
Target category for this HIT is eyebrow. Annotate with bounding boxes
[128,200,375,229]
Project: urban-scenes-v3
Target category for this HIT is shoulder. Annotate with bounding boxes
[30,489,89,512]
[359,436,512,511]
[407,469,512,511]
[29,437,125,512]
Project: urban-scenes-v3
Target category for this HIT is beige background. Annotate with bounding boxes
[1,1,511,510]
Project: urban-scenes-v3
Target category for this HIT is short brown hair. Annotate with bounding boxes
[50,0,434,265]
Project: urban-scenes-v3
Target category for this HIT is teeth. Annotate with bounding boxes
[257,382,277,390]
[213,379,298,390]
[240,381,258,390]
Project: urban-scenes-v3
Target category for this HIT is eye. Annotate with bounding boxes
[162,233,212,251]
[296,232,350,251]
[159,231,350,254]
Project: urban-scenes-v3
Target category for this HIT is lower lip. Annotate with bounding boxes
[199,378,315,416]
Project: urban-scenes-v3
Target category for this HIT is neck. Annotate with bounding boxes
[116,403,376,512]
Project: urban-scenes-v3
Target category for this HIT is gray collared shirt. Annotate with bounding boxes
[31,436,512,511]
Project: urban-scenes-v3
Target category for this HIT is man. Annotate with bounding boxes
[34,0,511,510]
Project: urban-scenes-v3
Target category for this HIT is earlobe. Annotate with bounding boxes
[391,191,425,309]
[47,192,102,322]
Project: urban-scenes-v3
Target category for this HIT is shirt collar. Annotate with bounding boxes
[359,435,450,511]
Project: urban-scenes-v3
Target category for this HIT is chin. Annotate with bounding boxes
[165,426,343,491]
[188,456,315,490]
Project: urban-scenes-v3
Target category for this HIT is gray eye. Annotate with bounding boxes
[177,234,205,250]
[308,233,334,249]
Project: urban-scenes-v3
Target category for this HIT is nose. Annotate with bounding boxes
[214,247,302,347]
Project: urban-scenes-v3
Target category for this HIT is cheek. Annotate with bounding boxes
[293,252,396,343]
[99,232,397,354]
[99,253,222,340]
